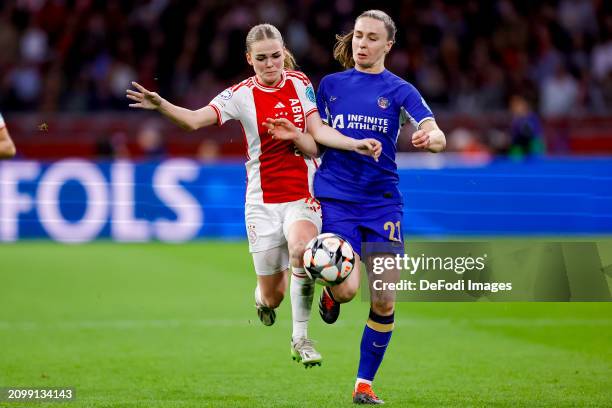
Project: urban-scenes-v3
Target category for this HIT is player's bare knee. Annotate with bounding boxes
[288,246,305,267]
[371,299,394,316]
[288,238,310,264]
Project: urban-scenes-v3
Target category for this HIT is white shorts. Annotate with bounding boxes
[251,245,290,276]
[246,198,322,275]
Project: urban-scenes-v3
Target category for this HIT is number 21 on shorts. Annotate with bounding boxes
[383,221,402,242]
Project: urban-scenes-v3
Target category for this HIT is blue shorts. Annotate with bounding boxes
[319,198,404,257]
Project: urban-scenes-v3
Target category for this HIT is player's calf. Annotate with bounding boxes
[254,285,279,326]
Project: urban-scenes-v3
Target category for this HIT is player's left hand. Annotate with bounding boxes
[262,118,301,141]
[353,138,382,162]
[411,129,431,149]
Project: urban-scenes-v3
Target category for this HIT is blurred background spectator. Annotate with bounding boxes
[136,119,166,159]
[509,94,544,159]
[94,130,129,159]
[197,138,220,162]
[1,0,612,159]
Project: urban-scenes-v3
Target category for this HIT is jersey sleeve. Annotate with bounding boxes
[0,113,4,128]
[315,77,329,124]
[289,71,318,118]
[208,87,241,126]
[399,82,434,128]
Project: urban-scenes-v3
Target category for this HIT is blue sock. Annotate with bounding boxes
[356,309,394,385]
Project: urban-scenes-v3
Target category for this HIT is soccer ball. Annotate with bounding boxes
[303,233,355,286]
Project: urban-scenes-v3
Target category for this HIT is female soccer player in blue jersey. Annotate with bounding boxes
[266,10,446,404]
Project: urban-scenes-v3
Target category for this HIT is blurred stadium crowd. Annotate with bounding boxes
[1,0,612,158]
[3,0,612,115]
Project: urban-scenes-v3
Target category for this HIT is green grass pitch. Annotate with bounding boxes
[0,242,611,407]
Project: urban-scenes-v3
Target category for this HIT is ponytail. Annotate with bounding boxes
[283,48,297,70]
[333,31,355,69]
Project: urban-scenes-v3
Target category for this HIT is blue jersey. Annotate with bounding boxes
[314,69,433,204]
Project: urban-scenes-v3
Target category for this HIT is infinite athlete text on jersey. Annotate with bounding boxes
[330,114,389,133]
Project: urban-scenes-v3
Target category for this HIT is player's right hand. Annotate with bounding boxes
[262,118,301,141]
[354,138,382,162]
[126,82,163,110]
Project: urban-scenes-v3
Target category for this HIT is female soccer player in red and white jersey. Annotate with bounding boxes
[127,23,381,368]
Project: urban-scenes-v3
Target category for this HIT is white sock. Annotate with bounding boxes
[290,267,314,340]
[254,284,266,307]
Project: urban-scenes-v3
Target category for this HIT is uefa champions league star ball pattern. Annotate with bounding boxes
[303,233,355,286]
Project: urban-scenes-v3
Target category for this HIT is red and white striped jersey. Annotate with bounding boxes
[208,70,320,204]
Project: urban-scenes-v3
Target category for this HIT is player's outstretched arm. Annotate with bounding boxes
[0,115,16,159]
[412,119,446,153]
[127,82,217,131]
[304,112,381,161]
[264,113,382,161]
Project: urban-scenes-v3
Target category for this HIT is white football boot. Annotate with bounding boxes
[291,337,322,368]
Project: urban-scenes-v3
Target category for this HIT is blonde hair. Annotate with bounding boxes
[245,23,297,70]
[334,10,397,69]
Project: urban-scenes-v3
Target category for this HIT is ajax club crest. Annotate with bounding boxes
[247,224,258,245]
